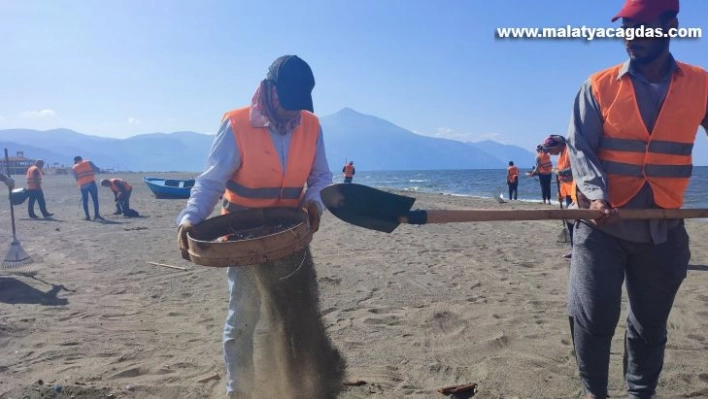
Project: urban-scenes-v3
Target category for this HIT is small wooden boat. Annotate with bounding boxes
[143,177,195,199]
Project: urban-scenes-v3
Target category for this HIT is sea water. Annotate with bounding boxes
[342,167,708,209]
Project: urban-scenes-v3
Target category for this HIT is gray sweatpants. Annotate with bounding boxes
[567,221,689,399]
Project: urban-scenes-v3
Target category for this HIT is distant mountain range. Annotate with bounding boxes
[0,108,537,172]
[320,108,532,171]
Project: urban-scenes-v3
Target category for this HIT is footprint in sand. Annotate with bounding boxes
[109,366,143,379]
[687,333,705,342]
[483,332,511,350]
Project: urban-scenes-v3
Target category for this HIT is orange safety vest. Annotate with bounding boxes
[591,61,708,208]
[109,178,132,194]
[507,166,519,183]
[343,164,354,178]
[26,165,42,190]
[569,180,579,205]
[556,146,574,198]
[536,152,553,174]
[220,107,319,213]
[72,160,95,187]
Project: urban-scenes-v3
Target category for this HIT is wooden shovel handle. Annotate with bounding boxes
[401,208,708,224]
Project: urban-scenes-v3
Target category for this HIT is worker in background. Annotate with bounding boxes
[26,159,54,219]
[72,155,103,221]
[506,161,520,200]
[100,178,133,215]
[342,161,355,183]
[542,135,575,258]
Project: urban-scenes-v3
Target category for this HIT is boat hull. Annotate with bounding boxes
[143,177,194,199]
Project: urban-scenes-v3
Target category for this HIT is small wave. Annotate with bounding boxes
[360,168,708,209]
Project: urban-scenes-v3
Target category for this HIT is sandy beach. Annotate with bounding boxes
[1,173,707,399]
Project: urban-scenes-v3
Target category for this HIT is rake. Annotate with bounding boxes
[556,174,570,243]
[494,180,507,204]
[3,148,33,268]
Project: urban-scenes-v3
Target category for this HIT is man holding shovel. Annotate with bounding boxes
[566,0,708,398]
[176,55,344,399]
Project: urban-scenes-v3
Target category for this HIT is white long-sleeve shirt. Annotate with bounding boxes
[176,118,333,226]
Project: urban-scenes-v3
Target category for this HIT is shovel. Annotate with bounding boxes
[2,148,33,268]
[320,183,708,233]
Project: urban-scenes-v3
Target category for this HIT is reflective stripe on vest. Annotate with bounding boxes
[220,107,319,213]
[537,152,553,174]
[343,164,354,178]
[26,166,42,190]
[72,161,95,187]
[591,61,707,208]
[110,178,132,193]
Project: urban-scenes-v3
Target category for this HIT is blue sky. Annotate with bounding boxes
[1,0,706,151]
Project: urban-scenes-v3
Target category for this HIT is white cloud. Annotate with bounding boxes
[127,117,140,125]
[421,127,510,144]
[20,109,56,119]
[165,117,177,123]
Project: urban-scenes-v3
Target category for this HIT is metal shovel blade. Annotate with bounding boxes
[320,183,416,233]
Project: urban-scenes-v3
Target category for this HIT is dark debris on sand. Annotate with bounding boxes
[4,381,112,399]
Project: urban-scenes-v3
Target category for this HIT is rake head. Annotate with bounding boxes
[2,238,34,269]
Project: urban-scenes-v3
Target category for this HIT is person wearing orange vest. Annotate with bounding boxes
[25,159,53,219]
[543,135,575,206]
[176,55,343,398]
[542,135,575,258]
[72,155,103,221]
[506,161,519,200]
[565,1,708,398]
[100,178,133,215]
[528,144,553,204]
[342,161,355,183]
